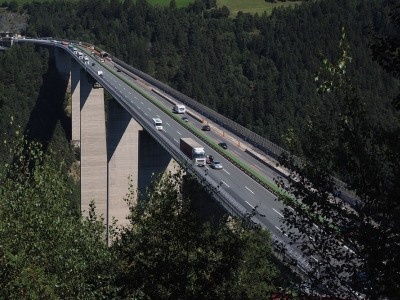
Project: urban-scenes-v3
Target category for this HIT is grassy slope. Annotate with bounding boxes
[218,0,302,16]
[148,0,302,15]
[10,0,302,16]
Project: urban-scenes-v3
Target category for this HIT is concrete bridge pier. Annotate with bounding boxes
[54,47,175,234]
[80,70,107,219]
[70,60,81,147]
[107,99,143,227]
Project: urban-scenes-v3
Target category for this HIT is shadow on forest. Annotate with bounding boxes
[23,57,71,152]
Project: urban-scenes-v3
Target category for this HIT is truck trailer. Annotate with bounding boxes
[173,104,186,114]
[180,138,206,166]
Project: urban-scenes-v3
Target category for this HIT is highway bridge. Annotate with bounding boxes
[14,38,324,279]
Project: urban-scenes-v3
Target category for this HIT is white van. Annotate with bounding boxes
[153,118,163,130]
[173,104,186,114]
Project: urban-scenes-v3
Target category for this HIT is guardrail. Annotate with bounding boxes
[84,51,312,279]
[16,38,354,201]
[87,64,250,219]
[11,38,350,288]
[109,54,355,198]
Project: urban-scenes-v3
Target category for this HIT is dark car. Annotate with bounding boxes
[182,116,189,122]
[202,125,211,131]
[219,142,228,149]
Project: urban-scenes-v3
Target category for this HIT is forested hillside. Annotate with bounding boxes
[1,0,400,298]
[23,0,399,154]
[0,43,74,170]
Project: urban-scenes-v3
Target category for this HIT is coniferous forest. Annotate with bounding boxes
[0,0,399,298]
[22,0,400,152]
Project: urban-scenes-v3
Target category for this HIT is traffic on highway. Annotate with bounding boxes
[15,39,365,295]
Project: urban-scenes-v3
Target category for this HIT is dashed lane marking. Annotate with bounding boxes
[272,208,284,218]
[245,201,255,209]
[245,186,254,194]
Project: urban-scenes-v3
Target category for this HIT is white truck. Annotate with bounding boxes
[180,138,206,166]
[173,104,186,114]
[83,56,89,64]
[97,70,104,77]
[152,118,163,130]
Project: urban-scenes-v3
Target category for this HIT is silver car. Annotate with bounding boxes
[210,161,223,170]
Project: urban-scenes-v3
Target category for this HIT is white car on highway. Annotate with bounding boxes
[210,161,223,170]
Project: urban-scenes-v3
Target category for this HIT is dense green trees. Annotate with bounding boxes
[0,133,117,299]
[0,136,279,298]
[279,30,400,298]
[1,7,281,297]
[0,43,74,171]
[2,0,400,297]
[21,0,399,153]
[112,171,278,299]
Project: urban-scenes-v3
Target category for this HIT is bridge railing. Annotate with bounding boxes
[93,65,313,276]
[110,56,356,198]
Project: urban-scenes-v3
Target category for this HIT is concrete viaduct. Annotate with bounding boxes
[53,45,175,229]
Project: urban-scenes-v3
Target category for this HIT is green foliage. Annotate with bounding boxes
[371,0,400,110]
[112,170,278,299]
[2,0,399,297]
[22,0,399,154]
[0,133,118,299]
[0,43,75,173]
[279,32,400,298]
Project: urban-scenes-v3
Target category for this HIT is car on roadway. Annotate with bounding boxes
[210,161,223,170]
[202,125,211,131]
[219,142,228,149]
[182,116,189,122]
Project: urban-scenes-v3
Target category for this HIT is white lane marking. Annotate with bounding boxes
[148,107,151,111]
[157,115,160,118]
[245,186,254,194]
[144,113,148,116]
[129,92,131,95]
[221,181,230,188]
[272,208,284,218]
[275,226,288,237]
[140,101,143,105]
[173,138,179,143]
[166,122,170,126]
[245,201,255,209]
[343,245,355,254]
[223,169,230,175]
[134,96,137,99]
[177,131,182,136]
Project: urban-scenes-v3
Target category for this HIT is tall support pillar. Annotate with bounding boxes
[80,71,107,220]
[107,99,143,227]
[71,60,81,146]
